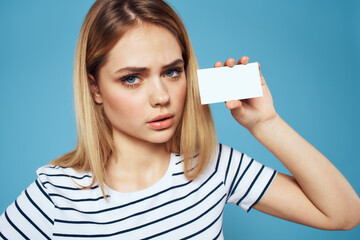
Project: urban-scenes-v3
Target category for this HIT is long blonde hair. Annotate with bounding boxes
[51,0,217,196]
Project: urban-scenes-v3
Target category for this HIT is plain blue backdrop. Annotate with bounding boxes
[0,0,359,239]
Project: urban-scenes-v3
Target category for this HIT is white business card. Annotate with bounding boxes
[197,62,263,105]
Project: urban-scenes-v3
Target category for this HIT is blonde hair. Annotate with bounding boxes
[51,0,217,196]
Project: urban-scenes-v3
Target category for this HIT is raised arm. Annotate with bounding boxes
[215,57,360,230]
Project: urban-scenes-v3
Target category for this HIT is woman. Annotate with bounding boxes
[1,0,359,239]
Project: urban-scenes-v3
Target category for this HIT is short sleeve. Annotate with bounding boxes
[0,167,54,239]
[220,144,277,212]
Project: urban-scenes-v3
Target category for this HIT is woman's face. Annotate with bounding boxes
[92,23,186,145]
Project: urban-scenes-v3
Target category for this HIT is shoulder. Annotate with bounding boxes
[197,143,248,179]
[214,143,246,160]
[35,165,95,195]
[37,165,93,183]
[209,143,247,171]
[36,165,92,180]
[215,143,275,178]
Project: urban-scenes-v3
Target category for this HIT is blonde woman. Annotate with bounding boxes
[1,0,359,239]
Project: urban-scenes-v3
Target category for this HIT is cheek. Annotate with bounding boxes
[102,89,146,123]
[180,79,187,101]
[173,79,187,109]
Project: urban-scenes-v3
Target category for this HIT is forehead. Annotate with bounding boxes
[106,23,183,70]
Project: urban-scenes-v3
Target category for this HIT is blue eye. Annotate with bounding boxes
[164,68,182,78]
[165,70,176,77]
[121,75,140,85]
[125,75,137,83]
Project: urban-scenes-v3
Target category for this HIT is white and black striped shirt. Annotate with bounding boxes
[0,144,277,239]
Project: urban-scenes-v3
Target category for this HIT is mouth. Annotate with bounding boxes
[147,113,175,130]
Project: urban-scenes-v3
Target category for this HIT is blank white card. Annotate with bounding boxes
[197,62,263,105]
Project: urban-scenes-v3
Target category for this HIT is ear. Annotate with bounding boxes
[88,74,103,104]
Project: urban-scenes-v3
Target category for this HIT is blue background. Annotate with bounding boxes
[0,0,359,239]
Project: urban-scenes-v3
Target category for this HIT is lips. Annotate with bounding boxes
[147,113,175,130]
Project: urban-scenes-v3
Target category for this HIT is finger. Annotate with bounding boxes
[259,69,263,78]
[224,58,236,67]
[237,56,249,65]
[257,62,265,84]
[225,100,242,110]
[214,61,223,68]
[260,74,266,85]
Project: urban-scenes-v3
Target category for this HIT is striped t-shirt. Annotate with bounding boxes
[0,144,277,239]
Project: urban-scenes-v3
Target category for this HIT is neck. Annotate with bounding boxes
[111,132,169,169]
[105,130,171,192]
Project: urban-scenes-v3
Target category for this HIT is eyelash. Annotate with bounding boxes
[164,68,183,80]
[120,74,141,88]
[120,67,183,88]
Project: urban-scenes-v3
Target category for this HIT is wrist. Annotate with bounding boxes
[249,113,283,139]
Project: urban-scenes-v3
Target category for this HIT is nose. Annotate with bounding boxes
[149,78,170,107]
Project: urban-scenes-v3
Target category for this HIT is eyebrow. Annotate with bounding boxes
[113,59,184,74]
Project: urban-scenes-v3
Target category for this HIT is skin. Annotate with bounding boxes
[90,23,186,192]
[215,57,360,230]
[91,23,360,230]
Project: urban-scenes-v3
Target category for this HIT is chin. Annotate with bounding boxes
[146,128,176,144]
[151,134,174,144]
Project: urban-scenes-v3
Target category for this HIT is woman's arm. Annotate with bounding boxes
[250,115,360,230]
[216,57,360,230]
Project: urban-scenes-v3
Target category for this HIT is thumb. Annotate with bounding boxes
[226,100,247,120]
[226,100,242,110]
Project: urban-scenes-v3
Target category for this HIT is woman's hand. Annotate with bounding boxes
[215,57,360,230]
[214,56,278,132]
